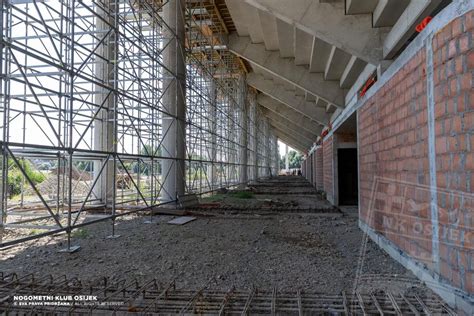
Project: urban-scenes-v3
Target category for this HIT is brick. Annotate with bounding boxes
[449,77,458,96]
[441,261,453,281]
[448,39,457,59]
[470,91,474,110]
[468,50,474,70]
[447,59,456,78]
[466,153,474,170]
[465,272,474,294]
[442,24,453,43]
[459,73,473,91]
[466,11,474,31]
[436,136,448,154]
[456,93,468,113]
[452,269,462,288]
[452,17,464,38]
[464,111,474,131]
[452,116,463,134]
[446,98,456,114]
[454,55,464,74]
[459,34,470,54]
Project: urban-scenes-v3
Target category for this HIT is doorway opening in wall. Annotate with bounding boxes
[337,148,358,205]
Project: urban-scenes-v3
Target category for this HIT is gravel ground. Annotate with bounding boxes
[1,177,428,296]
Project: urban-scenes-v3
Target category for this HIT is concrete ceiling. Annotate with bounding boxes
[224,0,446,150]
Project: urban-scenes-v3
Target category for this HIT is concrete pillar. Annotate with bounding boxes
[285,144,289,171]
[228,89,236,183]
[238,75,248,187]
[260,119,266,177]
[207,79,217,189]
[0,153,5,231]
[264,120,271,177]
[94,1,116,206]
[273,135,278,176]
[161,0,186,203]
[251,96,258,180]
[259,116,265,177]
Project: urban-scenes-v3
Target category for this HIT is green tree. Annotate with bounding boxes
[279,155,285,169]
[281,150,303,169]
[7,158,46,196]
[131,145,162,175]
[75,161,93,172]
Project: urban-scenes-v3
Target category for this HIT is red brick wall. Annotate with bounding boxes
[357,11,474,295]
[312,151,317,187]
[323,136,334,203]
[433,13,474,294]
[358,47,433,268]
[315,147,324,191]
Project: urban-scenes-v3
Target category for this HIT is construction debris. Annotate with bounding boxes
[167,216,197,225]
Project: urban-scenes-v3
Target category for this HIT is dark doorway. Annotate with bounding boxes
[338,148,358,205]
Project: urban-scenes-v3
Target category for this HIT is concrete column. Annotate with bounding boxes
[273,135,278,176]
[285,144,289,171]
[207,79,217,189]
[0,153,5,230]
[251,96,258,180]
[94,1,116,206]
[238,75,248,186]
[259,116,265,177]
[264,120,271,177]
[161,0,186,203]
[260,118,265,177]
[228,90,236,183]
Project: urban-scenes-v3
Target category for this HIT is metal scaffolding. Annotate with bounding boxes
[0,0,278,249]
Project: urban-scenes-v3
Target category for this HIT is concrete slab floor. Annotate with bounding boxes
[0,177,435,297]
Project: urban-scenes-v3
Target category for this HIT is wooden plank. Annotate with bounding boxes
[167,216,197,225]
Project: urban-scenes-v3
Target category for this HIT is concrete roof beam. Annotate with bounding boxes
[295,87,305,97]
[228,34,345,106]
[294,29,313,66]
[273,129,310,151]
[324,46,351,81]
[263,112,317,143]
[383,0,442,59]
[258,10,279,51]
[326,103,337,114]
[258,94,322,134]
[340,56,367,89]
[305,92,316,102]
[241,3,265,43]
[244,0,383,65]
[309,37,332,73]
[373,0,411,27]
[225,0,250,36]
[315,98,326,108]
[275,18,295,58]
[345,0,378,15]
[247,73,330,125]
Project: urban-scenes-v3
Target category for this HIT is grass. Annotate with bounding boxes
[72,228,89,239]
[201,194,225,202]
[231,191,254,199]
[201,191,254,202]
[28,229,47,236]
